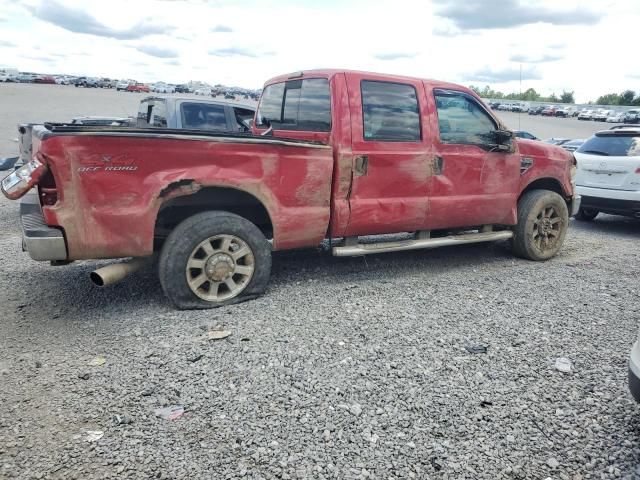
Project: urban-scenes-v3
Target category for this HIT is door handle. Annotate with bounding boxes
[354,155,368,176]
[433,155,444,175]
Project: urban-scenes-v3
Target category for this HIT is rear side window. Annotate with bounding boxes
[256,78,331,131]
[434,90,497,145]
[577,135,640,157]
[181,103,227,131]
[361,81,420,142]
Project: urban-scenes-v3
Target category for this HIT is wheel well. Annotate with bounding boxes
[520,178,567,200]
[155,186,273,242]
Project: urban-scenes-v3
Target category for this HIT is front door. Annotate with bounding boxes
[425,87,521,229]
[344,74,431,237]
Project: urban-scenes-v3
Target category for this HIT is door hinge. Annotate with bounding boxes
[354,155,368,176]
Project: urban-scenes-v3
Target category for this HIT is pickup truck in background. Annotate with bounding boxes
[0,97,256,170]
[1,69,580,309]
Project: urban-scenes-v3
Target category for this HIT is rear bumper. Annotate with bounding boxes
[629,340,640,403]
[576,187,640,217]
[20,194,67,261]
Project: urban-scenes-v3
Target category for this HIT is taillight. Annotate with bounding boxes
[1,158,48,200]
[636,167,640,174]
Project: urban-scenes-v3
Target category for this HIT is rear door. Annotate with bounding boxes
[575,133,640,190]
[342,74,431,236]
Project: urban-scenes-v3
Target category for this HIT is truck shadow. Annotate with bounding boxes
[570,215,640,238]
[16,240,518,321]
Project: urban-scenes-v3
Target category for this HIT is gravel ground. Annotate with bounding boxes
[1,84,640,480]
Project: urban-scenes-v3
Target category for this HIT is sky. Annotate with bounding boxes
[0,0,639,102]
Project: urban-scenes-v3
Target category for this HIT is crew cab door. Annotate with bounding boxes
[343,74,431,236]
[425,87,520,229]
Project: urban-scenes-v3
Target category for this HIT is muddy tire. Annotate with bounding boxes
[574,207,599,221]
[512,189,569,261]
[159,211,271,310]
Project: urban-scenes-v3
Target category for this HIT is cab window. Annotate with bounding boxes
[434,90,497,145]
[361,81,421,142]
[181,103,227,131]
[256,78,331,132]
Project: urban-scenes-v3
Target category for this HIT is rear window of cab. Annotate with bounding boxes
[256,78,331,132]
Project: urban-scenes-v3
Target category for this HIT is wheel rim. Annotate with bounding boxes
[185,234,255,302]
[532,206,562,252]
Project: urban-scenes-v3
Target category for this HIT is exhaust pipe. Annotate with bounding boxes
[90,257,150,287]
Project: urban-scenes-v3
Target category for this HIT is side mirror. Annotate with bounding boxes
[0,156,18,171]
[494,129,513,144]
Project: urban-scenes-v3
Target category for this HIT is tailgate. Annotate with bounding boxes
[575,153,640,191]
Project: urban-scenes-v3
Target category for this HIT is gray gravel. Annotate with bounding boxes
[1,84,640,479]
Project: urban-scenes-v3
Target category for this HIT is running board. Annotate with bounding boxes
[332,231,513,257]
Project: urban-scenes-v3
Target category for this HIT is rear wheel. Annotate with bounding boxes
[159,211,271,309]
[574,207,599,221]
[512,190,569,261]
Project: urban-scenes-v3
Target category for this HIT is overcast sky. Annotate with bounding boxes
[0,0,638,102]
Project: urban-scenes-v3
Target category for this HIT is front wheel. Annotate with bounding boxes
[512,190,569,261]
[159,211,272,309]
[574,207,599,221]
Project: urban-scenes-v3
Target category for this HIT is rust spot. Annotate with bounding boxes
[159,179,201,200]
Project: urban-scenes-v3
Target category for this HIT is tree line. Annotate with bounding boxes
[469,85,640,106]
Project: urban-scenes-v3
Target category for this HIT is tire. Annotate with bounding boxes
[512,190,569,261]
[158,211,272,309]
[574,207,599,221]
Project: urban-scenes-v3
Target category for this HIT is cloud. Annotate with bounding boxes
[26,0,169,40]
[434,0,600,29]
[0,40,15,47]
[165,59,180,66]
[208,47,272,58]
[211,25,233,33]
[463,66,542,83]
[136,45,179,58]
[374,52,417,60]
[509,53,564,63]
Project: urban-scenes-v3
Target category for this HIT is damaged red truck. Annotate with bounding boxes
[1,69,580,309]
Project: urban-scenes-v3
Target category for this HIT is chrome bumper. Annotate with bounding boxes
[570,194,581,217]
[20,194,67,261]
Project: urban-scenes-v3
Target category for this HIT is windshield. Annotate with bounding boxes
[577,135,640,157]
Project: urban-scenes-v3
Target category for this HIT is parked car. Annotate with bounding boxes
[136,96,255,132]
[541,105,559,116]
[17,73,37,83]
[556,107,576,118]
[73,77,99,88]
[606,112,626,123]
[514,130,538,140]
[528,106,545,116]
[151,82,175,93]
[0,68,19,82]
[116,80,133,91]
[574,125,640,221]
[559,139,584,152]
[623,110,640,124]
[126,83,150,93]
[577,110,594,121]
[224,92,236,100]
[34,75,56,84]
[194,87,212,96]
[0,69,579,309]
[175,84,191,93]
[593,110,613,122]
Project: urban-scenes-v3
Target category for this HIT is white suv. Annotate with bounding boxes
[574,126,640,220]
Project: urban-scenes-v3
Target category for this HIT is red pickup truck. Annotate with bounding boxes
[1,69,580,309]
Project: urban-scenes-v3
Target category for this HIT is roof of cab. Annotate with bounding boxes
[263,69,475,94]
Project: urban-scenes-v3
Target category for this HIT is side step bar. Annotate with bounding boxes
[332,231,513,257]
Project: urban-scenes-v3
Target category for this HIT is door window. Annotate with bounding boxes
[181,103,227,131]
[434,90,497,145]
[361,81,421,141]
[256,78,331,131]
